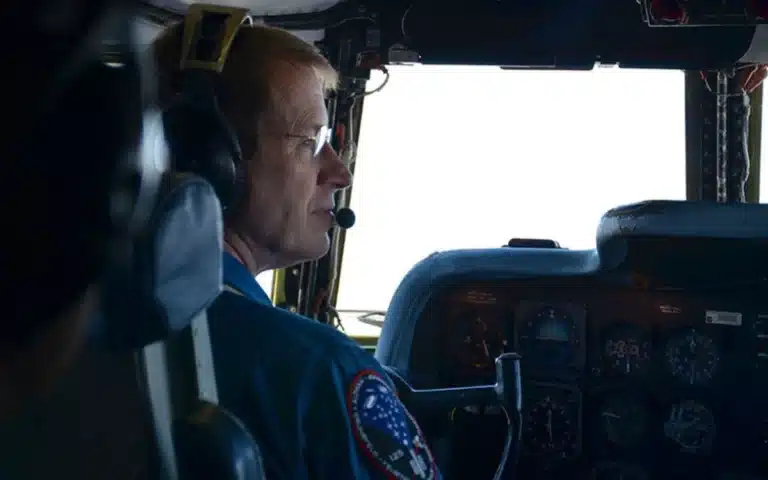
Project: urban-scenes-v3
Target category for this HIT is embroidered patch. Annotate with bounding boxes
[347,370,437,479]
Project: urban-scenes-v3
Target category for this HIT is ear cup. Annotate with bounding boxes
[162,88,243,209]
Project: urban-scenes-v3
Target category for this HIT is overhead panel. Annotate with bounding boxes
[150,0,342,16]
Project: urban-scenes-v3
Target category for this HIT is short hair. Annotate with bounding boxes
[153,22,339,161]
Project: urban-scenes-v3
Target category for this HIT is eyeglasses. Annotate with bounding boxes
[285,125,332,157]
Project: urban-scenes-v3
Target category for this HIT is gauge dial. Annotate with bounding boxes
[599,396,648,447]
[592,463,647,480]
[455,310,508,372]
[603,325,652,376]
[664,329,720,386]
[517,304,583,369]
[524,394,579,458]
[663,400,716,453]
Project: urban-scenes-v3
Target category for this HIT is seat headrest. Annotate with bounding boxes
[93,173,223,350]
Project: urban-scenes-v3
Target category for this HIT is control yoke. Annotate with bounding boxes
[385,353,523,480]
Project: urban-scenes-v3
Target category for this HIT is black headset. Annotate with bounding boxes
[3,0,164,345]
[162,4,251,209]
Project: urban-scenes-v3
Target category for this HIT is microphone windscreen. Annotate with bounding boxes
[334,207,355,229]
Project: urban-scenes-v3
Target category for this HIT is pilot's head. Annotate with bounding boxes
[0,0,153,419]
[154,22,351,274]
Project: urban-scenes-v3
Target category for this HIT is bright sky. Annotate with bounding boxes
[256,66,767,335]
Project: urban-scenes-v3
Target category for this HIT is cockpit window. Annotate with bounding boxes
[256,271,273,297]
[336,65,686,338]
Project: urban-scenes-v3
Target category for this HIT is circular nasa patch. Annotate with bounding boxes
[347,370,437,479]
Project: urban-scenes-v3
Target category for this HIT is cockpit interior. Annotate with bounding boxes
[6,0,768,479]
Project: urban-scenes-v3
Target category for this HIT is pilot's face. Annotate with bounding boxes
[239,62,351,267]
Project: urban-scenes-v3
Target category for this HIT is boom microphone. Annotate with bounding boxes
[334,207,355,229]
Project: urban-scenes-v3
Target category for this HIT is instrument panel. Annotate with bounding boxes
[411,285,768,479]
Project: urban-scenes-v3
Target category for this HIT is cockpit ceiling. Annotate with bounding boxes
[148,0,342,16]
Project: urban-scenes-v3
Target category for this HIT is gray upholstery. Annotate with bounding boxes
[97,173,224,350]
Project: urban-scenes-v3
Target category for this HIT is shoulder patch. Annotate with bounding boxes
[347,370,437,479]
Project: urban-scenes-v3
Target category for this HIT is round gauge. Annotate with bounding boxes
[603,325,652,376]
[517,305,580,368]
[599,396,648,447]
[455,310,508,372]
[524,395,579,458]
[663,400,716,453]
[592,463,647,480]
[664,329,720,386]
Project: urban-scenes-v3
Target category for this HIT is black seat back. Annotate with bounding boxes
[0,174,264,480]
[0,346,160,479]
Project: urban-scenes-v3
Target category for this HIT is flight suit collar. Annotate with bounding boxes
[222,252,272,305]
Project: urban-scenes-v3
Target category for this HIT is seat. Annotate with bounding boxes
[174,400,265,479]
[0,174,264,480]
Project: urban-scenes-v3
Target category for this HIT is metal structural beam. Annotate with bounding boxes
[686,70,762,203]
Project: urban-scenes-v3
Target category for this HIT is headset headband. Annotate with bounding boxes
[179,3,250,74]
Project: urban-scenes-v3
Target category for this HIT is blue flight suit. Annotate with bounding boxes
[208,253,441,479]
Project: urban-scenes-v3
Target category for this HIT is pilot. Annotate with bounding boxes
[0,0,159,419]
[153,18,441,479]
